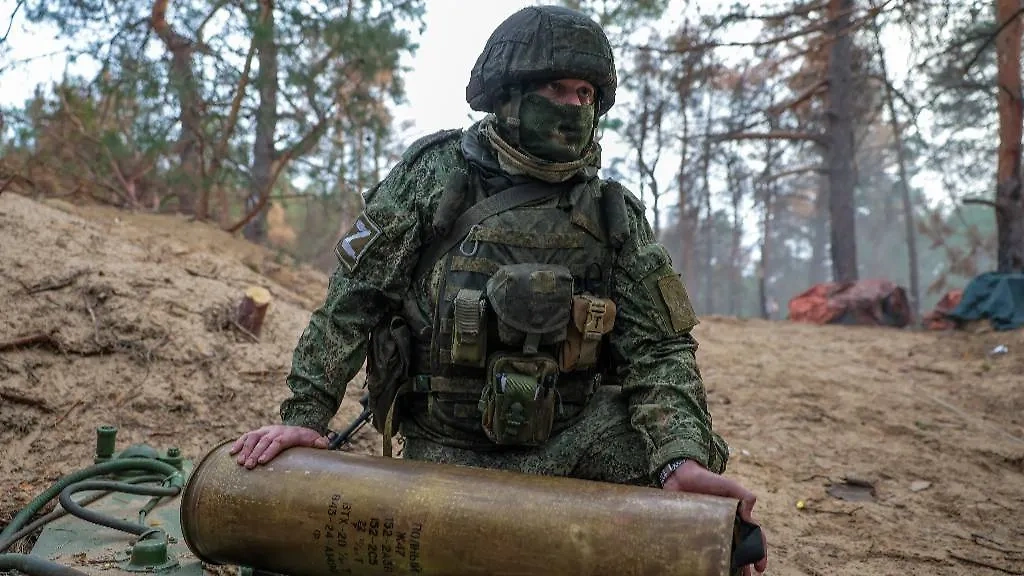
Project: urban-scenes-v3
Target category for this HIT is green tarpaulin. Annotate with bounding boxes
[948,272,1024,331]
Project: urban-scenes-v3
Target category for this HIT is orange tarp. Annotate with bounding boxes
[922,289,964,331]
[788,279,912,328]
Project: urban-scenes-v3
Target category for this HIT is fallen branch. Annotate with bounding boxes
[948,552,1024,575]
[0,386,54,412]
[25,270,87,295]
[184,266,218,279]
[955,533,1024,555]
[975,534,1024,555]
[52,399,83,426]
[909,364,954,377]
[804,505,862,516]
[230,320,260,343]
[239,368,288,377]
[0,332,58,352]
[914,386,1024,446]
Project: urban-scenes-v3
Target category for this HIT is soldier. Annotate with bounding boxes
[232,5,766,574]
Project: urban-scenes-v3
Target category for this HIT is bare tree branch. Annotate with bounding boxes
[769,79,828,114]
[0,0,24,43]
[761,165,829,181]
[719,1,830,24]
[963,7,1024,75]
[225,115,332,234]
[56,90,140,207]
[963,197,1002,210]
[626,0,895,55]
[209,38,257,180]
[710,131,827,145]
[196,0,233,44]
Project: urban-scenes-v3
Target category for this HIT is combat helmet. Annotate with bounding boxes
[466,5,617,117]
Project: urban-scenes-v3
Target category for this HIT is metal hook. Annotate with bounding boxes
[460,224,482,257]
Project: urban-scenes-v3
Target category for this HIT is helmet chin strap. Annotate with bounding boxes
[585,93,602,149]
[503,84,523,147]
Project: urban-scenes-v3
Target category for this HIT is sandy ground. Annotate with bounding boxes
[1,191,1022,576]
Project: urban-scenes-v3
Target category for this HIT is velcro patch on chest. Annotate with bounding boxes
[335,212,383,272]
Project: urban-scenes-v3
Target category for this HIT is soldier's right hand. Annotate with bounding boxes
[229,425,329,469]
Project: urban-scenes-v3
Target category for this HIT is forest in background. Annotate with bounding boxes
[1,0,1022,322]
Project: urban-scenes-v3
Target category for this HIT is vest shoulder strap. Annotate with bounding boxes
[412,181,559,283]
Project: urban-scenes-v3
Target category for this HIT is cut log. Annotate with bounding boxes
[235,286,272,340]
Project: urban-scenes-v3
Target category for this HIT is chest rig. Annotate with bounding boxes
[403,161,631,450]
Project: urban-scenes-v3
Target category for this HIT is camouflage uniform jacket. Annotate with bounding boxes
[280,124,729,479]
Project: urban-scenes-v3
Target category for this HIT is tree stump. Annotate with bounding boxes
[235,286,272,340]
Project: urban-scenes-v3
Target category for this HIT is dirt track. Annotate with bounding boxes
[1,192,1022,575]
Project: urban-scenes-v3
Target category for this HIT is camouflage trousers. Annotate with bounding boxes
[400,385,656,487]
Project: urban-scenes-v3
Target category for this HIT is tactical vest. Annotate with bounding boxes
[403,163,631,449]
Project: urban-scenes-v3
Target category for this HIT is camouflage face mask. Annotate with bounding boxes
[515,92,596,163]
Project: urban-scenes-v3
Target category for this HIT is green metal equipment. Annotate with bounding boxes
[3,396,372,576]
[1,425,199,576]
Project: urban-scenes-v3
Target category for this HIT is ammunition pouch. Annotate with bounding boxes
[486,263,573,353]
[559,295,616,372]
[365,315,413,436]
[479,353,560,446]
[450,288,488,367]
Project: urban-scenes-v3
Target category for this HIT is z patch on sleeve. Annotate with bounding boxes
[335,212,383,272]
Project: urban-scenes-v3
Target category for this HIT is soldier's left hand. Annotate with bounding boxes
[662,460,768,575]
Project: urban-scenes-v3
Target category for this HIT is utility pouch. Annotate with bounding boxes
[365,315,412,435]
[451,288,487,367]
[485,263,573,354]
[479,353,559,446]
[559,295,617,372]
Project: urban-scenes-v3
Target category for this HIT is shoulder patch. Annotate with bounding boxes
[402,128,463,165]
[657,273,698,333]
[335,212,383,272]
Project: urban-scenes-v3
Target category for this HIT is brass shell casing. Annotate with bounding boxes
[181,441,742,576]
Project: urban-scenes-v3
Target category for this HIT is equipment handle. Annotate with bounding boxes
[327,392,372,450]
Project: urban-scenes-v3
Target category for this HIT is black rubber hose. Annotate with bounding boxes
[57,480,180,537]
[0,553,91,576]
[0,475,166,555]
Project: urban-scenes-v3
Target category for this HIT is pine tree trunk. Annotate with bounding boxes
[151,0,203,217]
[701,137,714,315]
[826,0,859,282]
[873,23,921,317]
[729,161,743,315]
[807,139,829,287]
[995,0,1024,273]
[244,0,278,243]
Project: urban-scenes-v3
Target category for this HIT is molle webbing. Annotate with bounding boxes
[408,168,627,446]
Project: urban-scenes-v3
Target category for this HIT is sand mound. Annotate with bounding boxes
[1,191,1022,575]
[0,192,376,528]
